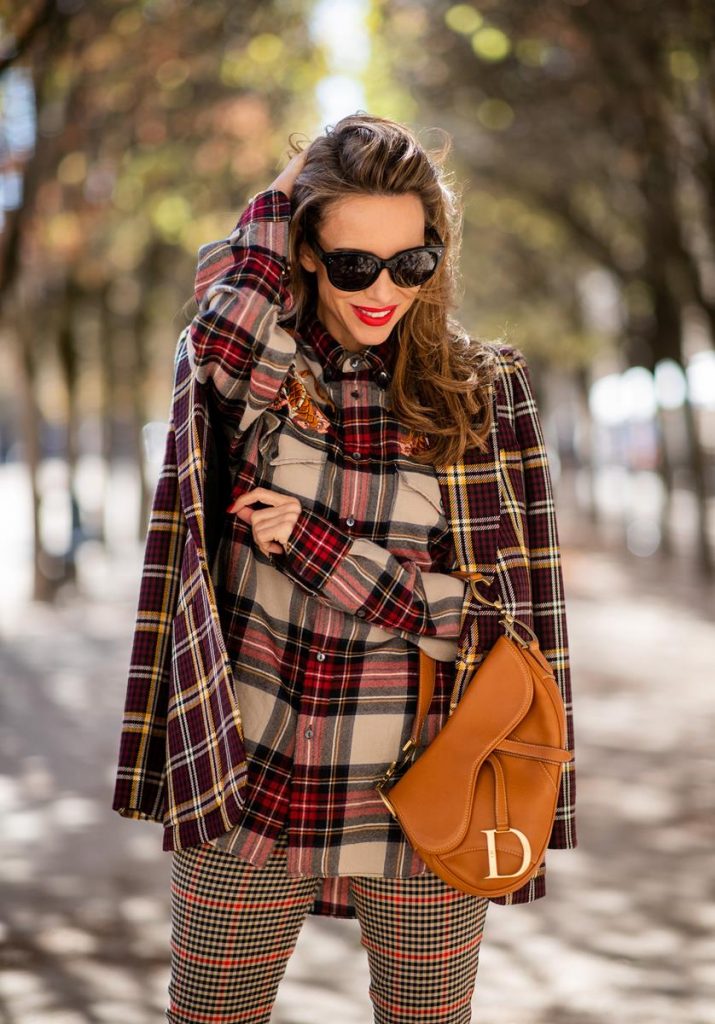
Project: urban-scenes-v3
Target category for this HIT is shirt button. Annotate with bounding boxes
[377,370,389,385]
[350,356,361,369]
[316,651,326,662]
[352,451,362,460]
[351,389,360,398]
[356,609,366,618]
[304,726,313,739]
[346,516,355,527]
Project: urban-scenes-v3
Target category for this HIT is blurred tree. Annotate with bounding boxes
[367,0,715,575]
[0,0,322,600]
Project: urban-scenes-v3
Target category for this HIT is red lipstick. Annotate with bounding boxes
[351,305,397,327]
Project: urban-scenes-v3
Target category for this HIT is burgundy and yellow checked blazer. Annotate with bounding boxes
[110,326,576,907]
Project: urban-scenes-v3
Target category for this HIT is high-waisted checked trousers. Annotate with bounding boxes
[167,830,490,1024]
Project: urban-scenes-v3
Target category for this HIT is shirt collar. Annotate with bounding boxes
[298,307,395,387]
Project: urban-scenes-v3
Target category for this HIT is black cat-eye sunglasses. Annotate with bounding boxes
[307,231,445,292]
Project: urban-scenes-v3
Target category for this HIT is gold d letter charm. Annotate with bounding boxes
[482,828,532,879]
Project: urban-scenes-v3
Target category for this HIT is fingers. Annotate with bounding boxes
[253,517,300,557]
[269,146,310,200]
[229,487,300,514]
[252,502,300,534]
[228,487,302,558]
[286,147,309,169]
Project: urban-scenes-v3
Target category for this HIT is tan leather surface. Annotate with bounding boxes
[412,650,436,746]
[386,630,573,898]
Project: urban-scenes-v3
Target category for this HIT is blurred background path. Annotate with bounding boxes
[1,515,713,1024]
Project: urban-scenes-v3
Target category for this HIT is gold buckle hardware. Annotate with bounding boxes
[375,738,417,796]
[376,785,398,819]
[501,614,539,647]
[375,761,397,791]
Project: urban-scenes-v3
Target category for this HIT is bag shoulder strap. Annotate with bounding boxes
[408,570,540,750]
[377,570,541,795]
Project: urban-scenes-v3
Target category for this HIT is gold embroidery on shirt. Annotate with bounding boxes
[397,429,431,456]
[270,368,332,434]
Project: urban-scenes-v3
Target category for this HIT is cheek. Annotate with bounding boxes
[315,272,345,309]
[397,289,420,315]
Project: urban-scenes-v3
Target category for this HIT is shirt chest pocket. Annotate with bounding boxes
[264,425,330,505]
[391,465,446,531]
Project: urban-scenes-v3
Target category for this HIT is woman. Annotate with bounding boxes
[111,113,576,1024]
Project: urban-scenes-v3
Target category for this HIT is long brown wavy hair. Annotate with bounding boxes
[280,113,500,468]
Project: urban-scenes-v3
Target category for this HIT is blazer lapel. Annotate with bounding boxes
[434,401,501,590]
[173,328,211,561]
[434,378,503,693]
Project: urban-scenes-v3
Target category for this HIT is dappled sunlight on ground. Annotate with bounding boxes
[0,536,712,1023]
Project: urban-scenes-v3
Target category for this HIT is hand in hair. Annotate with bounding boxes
[269,147,309,200]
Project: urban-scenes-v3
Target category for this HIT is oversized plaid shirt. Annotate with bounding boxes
[111,188,577,918]
[203,303,472,910]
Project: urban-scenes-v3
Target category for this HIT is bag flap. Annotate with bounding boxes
[389,635,533,852]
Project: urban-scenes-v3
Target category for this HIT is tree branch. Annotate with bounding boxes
[0,0,57,76]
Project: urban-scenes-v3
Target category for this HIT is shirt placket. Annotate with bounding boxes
[288,351,374,861]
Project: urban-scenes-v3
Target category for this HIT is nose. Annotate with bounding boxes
[362,267,397,304]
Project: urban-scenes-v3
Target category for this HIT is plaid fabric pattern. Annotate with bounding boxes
[168,830,489,1024]
[435,349,577,847]
[110,187,576,919]
[203,305,474,907]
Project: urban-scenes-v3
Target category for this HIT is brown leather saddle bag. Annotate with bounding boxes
[375,571,573,898]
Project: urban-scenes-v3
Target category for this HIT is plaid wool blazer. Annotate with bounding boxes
[111,325,577,907]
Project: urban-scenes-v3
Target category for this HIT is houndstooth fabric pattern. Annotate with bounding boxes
[167,830,489,1024]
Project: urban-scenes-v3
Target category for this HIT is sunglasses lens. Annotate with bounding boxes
[393,250,440,287]
[317,244,443,291]
[328,253,379,291]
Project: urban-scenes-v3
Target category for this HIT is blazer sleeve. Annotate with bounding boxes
[186,188,297,443]
[110,409,184,823]
[511,348,577,850]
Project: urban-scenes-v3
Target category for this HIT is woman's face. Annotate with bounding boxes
[298,192,426,353]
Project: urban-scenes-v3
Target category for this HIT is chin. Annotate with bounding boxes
[347,308,406,341]
[357,327,392,343]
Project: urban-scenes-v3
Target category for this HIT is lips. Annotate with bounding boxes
[351,305,398,327]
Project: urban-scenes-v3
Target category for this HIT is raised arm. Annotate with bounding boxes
[187,150,309,439]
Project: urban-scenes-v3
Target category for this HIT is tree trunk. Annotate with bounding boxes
[56,275,82,584]
[649,285,713,577]
[14,300,51,601]
[681,392,713,578]
[0,8,73,600]
[97,283,115,547]
[652,404,675,559]
[574,366,599,529]
[130,243,164,538]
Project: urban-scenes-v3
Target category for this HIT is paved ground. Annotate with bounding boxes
[0,523,713,1024]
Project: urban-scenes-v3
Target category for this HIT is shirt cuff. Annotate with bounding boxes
[238,188,292,229]
[276,507,352,593]
[195,188,292,312]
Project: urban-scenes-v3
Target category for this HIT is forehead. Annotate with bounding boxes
[319,192,426,254]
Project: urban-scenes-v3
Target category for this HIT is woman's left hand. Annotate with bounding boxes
[228,487,302,557]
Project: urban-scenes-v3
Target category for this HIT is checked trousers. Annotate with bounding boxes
[166,830,490,1024]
